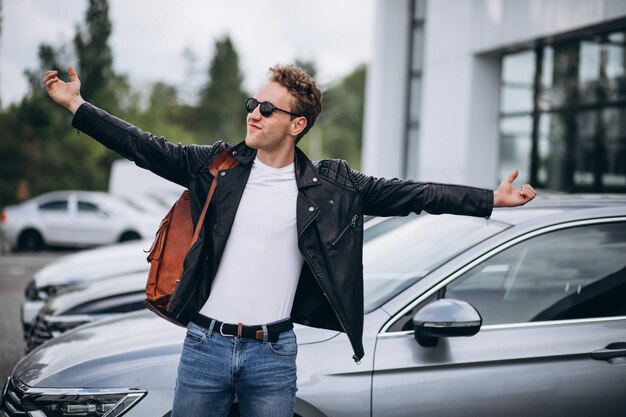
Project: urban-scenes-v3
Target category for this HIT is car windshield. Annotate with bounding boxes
[105,194,146,214]
[363,214,508,312]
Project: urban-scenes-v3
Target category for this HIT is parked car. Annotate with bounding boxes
[22,216,391,348]
[21,239,152,336]
[26,271,147,352]
[3,195,626,417]
[20,214,386,344]
[0,190,160,251]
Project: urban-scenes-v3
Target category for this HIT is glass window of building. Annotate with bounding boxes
[499,25,626,193]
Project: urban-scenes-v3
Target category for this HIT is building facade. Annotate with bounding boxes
[362,0,626,192]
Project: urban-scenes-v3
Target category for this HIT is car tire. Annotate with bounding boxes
[17,229,44,252]
[119,231,141,242]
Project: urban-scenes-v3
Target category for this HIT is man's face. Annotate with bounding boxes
[245,82,299,152]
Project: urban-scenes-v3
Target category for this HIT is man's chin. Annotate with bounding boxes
[244,136,261,149]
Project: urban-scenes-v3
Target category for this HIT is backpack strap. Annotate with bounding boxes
[190,150,239,246]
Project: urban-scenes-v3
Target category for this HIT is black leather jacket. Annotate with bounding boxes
[72,102,493,362]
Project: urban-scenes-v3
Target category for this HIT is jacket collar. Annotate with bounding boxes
[228,141,321,190]
[228,141,257,165]
[294,147,322,189]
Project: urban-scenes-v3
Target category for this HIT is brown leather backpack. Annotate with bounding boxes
[145,150,238,325]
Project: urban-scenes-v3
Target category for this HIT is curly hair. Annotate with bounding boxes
[268,64,322,142]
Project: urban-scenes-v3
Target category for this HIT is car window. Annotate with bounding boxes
[363,214,508,313]
[445,222,626,325]
[78,201,102,213]
[39,200,68,211]
[103,194,145,214]
[115,194,153,212]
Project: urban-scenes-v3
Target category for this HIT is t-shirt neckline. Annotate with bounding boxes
[253,156,295,174]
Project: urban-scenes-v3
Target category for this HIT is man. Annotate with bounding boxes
[44,64,536,417]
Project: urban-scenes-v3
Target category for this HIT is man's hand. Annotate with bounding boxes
[493,169,537,207]
[43,66,85,114]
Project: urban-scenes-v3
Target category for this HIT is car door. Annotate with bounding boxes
[75,200,118,245]
[372,218,626,417]
[37,197,73,244]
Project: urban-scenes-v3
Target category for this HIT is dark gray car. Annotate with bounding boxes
[2,195,626,417]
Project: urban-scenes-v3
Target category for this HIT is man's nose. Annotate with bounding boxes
[248,105,262,120]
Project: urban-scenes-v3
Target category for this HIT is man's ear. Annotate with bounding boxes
[290,116,307,138]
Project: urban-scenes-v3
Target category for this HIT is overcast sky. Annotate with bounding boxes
[0,0,375,107]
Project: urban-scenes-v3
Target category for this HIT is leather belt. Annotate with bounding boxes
[191,314,293,343]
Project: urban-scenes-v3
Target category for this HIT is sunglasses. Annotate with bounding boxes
[245,98,302,118]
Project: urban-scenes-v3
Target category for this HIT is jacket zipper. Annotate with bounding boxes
[301,252,360,363]
[299,211,361,363]
[329,214,359,248]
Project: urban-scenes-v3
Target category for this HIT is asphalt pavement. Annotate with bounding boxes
[0,251,67,383]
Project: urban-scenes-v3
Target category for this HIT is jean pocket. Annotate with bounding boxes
[267,331,298,356]
[184,322,207,347]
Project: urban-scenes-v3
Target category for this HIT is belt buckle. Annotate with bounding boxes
[219,322,234,338]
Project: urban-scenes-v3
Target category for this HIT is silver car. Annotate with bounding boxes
[0,190,160,251]
[20,218,383,342]
[2,195,626,417]
[21,239,151,336]
[26,271,147,352]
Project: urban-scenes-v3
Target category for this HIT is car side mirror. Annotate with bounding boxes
[413,298,482,347]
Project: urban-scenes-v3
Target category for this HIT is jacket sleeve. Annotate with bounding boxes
[348,166,494,218]
[71,102,224,187]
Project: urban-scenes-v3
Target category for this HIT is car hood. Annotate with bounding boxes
[45,272,147,315]
[15,311,340,388]
[33,240,152,287]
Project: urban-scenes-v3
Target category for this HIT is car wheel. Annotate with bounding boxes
[17,229,44,252]
[119,231,141,242]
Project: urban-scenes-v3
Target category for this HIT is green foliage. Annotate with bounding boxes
[0,0,3,107]
[0,89,109,207]
[74,0,114,104]
[132,82,198,146]
[0,0,366,209]
[196,36,248,143]
[300,64,366,169]
[0,0,116,208]
[294,59,317,79]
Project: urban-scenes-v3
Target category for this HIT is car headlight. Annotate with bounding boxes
[25,283,74,302]
[3,377,146,417]
[24,279,41,301]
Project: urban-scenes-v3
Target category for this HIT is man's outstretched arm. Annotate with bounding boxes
[43,66,85,114]
[349,162,536,218]
[43,66,223,187]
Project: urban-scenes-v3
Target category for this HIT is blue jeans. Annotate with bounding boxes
[171,319,298,417]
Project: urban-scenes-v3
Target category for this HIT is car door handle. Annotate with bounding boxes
[591,342,626,360]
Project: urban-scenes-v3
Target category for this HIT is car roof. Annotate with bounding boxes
[33,190,144,213]
[489,193,626,226]
[35,190,110,201]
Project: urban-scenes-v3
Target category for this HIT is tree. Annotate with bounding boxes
[305,64,367,169]
[73,0,115,106]
[294,59,317,79]
[131,81,197,146]
[24,44,70,93]
[179,46,202,105]
[196,36,248,142]
[0,1,120,209]
[0,44,75,207]
[293,60,322,159]
[0,0,3,107]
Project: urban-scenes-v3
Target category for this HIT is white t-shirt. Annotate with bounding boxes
[199,157,304,325]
